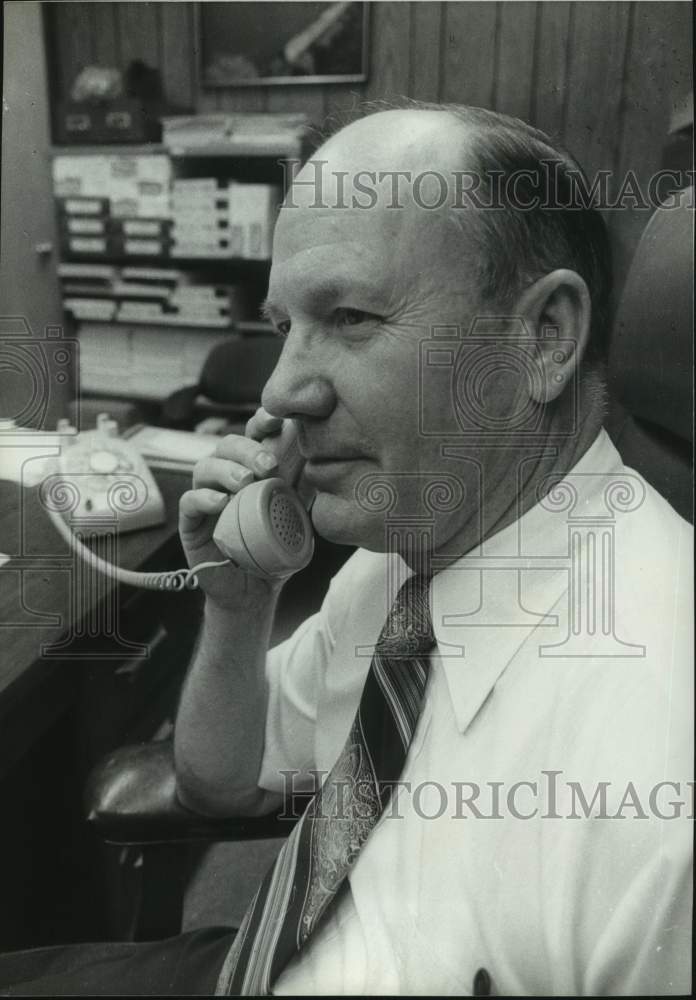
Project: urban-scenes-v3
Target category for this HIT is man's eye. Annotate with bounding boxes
[335,308,378,327]
[275,320,291,338]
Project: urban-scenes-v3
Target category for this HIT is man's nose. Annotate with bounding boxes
[261,331,335,421]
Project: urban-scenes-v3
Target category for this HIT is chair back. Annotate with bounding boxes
[200,336,282,406]
[607,187,693,521]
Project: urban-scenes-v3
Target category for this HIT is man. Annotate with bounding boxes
[1,105,691,995]
[174,104,693,996]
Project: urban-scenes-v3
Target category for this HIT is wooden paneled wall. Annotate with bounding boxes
[46,1,692,282]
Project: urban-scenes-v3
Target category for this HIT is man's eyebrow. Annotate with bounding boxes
[262,278,384,318]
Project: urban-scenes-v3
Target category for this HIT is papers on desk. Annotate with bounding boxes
[124,425,219,472]
[0,426,67,487]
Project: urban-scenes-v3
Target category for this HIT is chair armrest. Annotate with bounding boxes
[85,741,299,846]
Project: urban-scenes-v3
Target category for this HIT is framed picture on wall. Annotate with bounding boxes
[197,1,369,87]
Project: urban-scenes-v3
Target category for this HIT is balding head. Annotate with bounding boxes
[272,109,484,323]
[279,102,612,361]
[317,107,471,173]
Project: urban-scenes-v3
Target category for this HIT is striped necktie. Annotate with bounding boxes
[216,573,435,995]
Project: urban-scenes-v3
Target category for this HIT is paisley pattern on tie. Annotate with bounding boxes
[299,737,379,943]
[216,574,434,996]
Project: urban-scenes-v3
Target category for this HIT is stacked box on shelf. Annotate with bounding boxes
[170,178,281,260]
[108,154,171,219]
[56,197,111,256]
[59,262,118,321]
[59,263,250,330]
[53,154,172,259]
[228,183,281,260]
[170,178,231,258]
[109,217,173,258]
[168,281,247,327]
[116,265,233,326]
[54,155,281,262]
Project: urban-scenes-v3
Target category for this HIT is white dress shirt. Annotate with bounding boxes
[258,430,693,996]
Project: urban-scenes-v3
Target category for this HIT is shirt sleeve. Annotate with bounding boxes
[257,581,338,796]
[583,813,692,996]
[575,651,694,995]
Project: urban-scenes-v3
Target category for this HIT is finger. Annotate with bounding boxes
[213,434,279,477]
[179,488,229,532]
[193,456,255,492]
[246,406,283,441]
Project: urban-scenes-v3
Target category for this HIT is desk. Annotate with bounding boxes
[0,469,203,948]
[0,470,197,780]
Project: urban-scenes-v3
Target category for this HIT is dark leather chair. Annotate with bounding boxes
[605,186,693,523]
[85,190,694,941]
[85,741,303,940]
[162,335,282,432]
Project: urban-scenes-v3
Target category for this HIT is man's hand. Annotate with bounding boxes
[178,408,285,607]
[174,409,289,815]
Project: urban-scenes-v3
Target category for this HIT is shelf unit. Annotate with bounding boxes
[50,130,309,419]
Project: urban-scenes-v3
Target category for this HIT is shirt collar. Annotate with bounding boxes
[430,429,624,733]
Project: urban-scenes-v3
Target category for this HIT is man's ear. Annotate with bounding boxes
[514,269,592,404]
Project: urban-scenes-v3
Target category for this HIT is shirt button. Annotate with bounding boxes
[473,967,492,996]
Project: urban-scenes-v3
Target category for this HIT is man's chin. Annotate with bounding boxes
[309,491,385,550]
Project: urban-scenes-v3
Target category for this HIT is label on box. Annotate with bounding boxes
[69,237,107,253]
[67,217,106,235]
[138,180,166,196]
[64,198,107,216]
[171,197,229,212]
[110,158,138,179]
[172,178,219,193]
[171,246,232,259]
[228,224,245,257]
[118,301,165,317]
[54,179,83,197]
[112,198,140,218]
[124,239,163,256]
[248,223,264,258]
[64,297,116,321]
[121,219,165,237]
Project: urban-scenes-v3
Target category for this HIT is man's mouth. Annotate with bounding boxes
[305,451,364,463]
[303,454,365,484]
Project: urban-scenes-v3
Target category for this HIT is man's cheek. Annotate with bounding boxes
[310,493,387,550]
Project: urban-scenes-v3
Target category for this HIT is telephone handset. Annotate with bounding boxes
[213,420,315,579]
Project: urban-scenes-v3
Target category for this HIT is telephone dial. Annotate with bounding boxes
[44,415,314,590]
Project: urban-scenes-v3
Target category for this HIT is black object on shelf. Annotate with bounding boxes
[55,98,163,146]
[54,61,184,146]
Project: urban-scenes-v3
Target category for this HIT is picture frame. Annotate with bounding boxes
[197,1,369,88]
